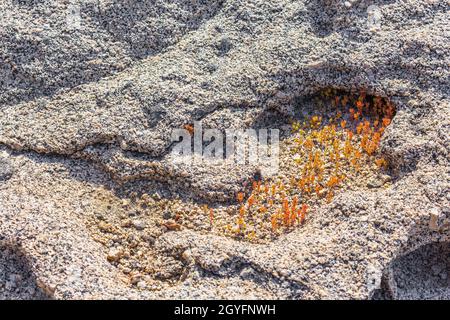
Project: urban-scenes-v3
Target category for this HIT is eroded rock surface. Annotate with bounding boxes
[0,0,448,299]
[382,242,450,300]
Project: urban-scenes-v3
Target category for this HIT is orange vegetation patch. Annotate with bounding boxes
[216,88,395,241]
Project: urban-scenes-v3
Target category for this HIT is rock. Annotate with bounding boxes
[239,267,256,279]
[98,221,113,232]
[130,274,143,285]
[137,281,147,289]
[162,211,173,220]
[387,242,450,299]
[141,234,156,245]
[181,250,194,265]
[120,219,132,228]
[163,220,182,231]
[0,0,448,301]
[367,178,383,189]
[132,220,146,230]
[107,248,124,262]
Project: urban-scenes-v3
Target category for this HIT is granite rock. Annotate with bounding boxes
[0,0,448,299]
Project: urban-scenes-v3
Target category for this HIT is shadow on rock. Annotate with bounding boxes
[0,242,51,300]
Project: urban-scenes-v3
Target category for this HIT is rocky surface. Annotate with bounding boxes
[0,0,449,299]
[0,242,49,300]
[384,242,450,300]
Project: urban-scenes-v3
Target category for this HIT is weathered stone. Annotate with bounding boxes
[0,0,448,300]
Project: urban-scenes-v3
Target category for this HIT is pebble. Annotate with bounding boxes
[163,219,181,231]
[121,267,131,274]
[163,210,173,220]
[131,274,142,285]
[141,234,156,245]
[181,249,194,264]
[121,219,132,228]
[367,178,383,188]
[98,221,113,232]
[239,267,255,279]
[132,219,146,230]
[380,174,392,183]
[107,248,124,262]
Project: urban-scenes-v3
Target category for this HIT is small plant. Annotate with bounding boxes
[208,89,396,241]
[271,213,278,232]
[375,158,387,168]
[298,204,308,224]
[209,208,214,225]
[247,194,255,207]
[183,124,195,135]
[239,205,246,217]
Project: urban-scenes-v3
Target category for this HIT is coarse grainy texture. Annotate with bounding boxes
[0,0,449,299]
[0,242,50,300]
[383,242,450,300]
